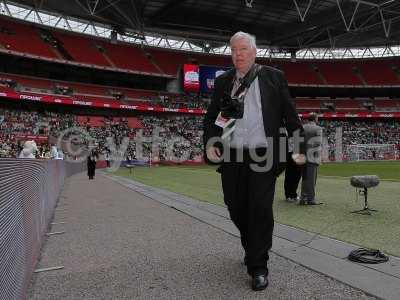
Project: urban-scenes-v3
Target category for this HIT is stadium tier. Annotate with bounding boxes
[294,99,322,110]
[0,17,57,59]
[1,16,400,86]
[65,82,111,96]
[1,71,400,114]
[0,74,209,115]
[316,61,363,85]
[1,105,399,161]
[356,60,400,86]
[99,41,160,74]
[0,72,174,101]
[145,47,187,75]
[374,99,400,111]
[0,107,204,161]
[277,61,323,85]
[52,31,111,67]
[3,73,55,90]
[334,100,364,111]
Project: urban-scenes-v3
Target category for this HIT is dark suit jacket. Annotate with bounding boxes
[203,65,303,172]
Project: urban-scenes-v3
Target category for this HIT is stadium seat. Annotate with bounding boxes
[0,17,57,59]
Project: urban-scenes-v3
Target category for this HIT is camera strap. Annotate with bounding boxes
[219,64,262,141]
[232,63,262,99]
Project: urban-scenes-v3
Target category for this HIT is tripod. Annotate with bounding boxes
[351,187,377,215]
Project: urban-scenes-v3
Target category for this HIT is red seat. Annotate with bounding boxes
[0,17,56,58]
[357,60,399,85]
[278,61,322,85]
[317,61,362,85]
[295,99,321,110]
[53,32,110,67]
[334,100,364,111]
[101,42,159,74]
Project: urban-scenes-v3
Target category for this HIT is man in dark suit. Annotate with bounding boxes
[299,113,323,205]
[284,135,302,202]
[87,149,98,180]
[203,31,304,291]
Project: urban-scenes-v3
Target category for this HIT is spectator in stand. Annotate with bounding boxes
[18,140,38,159]
[50,144,58,159]
[1,106,399,162]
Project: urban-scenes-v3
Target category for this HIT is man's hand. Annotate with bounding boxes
[292,153,306,165]
[206,146,222,163]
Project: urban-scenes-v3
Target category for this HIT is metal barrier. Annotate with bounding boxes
[0,159,84,300]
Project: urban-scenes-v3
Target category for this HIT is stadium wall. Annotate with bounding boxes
[0,159,84,300]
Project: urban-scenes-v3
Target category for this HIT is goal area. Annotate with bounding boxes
[345,144,398,161]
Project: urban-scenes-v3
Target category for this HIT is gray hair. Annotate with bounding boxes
[230,31,257,49]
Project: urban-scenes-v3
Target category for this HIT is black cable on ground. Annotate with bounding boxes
[348,248,389,264]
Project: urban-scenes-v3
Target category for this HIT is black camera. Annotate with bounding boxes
[220,93,244,119]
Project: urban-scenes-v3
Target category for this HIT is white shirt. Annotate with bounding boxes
[230,75,268,149]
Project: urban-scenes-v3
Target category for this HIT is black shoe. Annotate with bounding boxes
[285,197,299,203]
[307,200,322,205]
[299,198,322,205]
[251,274,268,291]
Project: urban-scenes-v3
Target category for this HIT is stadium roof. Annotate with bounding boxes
[7,0,400,52]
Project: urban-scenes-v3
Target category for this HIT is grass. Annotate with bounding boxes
[113,161,400,256]
[318,160,400,181]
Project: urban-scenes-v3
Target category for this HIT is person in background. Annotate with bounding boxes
[87,149,98,180]
[18,140,38,159]
[105,150,111,168]
[299,113,323,205]
[56,149,64,160]
[50,144,58,159]
[284,135,302,203]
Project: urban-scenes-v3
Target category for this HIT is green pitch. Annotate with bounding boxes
[114,161,400,256]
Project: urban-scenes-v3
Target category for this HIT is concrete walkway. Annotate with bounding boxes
[28,172,400,299]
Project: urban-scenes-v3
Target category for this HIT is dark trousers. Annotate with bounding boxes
[220,148,276,275]
[301,163,318,201]
[284,152,302,199]
[87,162,96,179]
